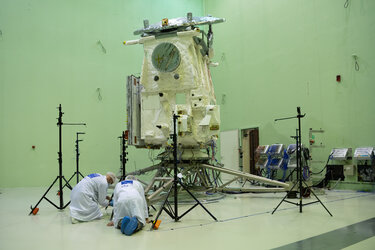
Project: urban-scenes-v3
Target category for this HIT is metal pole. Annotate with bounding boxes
[173,114,178,221]
[297,107,303,213]
[122,131,126,180]
[76,134,79,184]
[296,129,302,212]
[58,104,63,209]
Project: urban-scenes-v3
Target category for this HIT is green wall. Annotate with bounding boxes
[1,0,374,187]
[205,0,375,175]
[0,0,203,187]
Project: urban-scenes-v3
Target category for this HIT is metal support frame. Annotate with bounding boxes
[126,160,290,205]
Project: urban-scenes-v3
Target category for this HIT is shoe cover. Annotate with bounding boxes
[120,216,131,234]
[124,217,139,236]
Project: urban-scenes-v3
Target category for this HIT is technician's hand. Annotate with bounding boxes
[107,221,114,227]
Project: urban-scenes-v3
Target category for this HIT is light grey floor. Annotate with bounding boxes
[0,187,374,250]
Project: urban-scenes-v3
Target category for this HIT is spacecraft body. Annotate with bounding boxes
[126,15,224,148]
[124,16,290,196]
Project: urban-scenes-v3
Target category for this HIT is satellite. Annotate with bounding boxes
[124,13,288,204]
[125,14,223,150]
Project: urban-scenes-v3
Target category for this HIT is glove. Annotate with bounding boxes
[109,200,113,206]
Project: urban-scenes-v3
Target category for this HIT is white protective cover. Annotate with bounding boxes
[139,30,220,147]
[112,180,149,227]
[70,174,109,221]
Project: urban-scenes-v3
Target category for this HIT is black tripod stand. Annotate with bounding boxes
[120,131,128,181]
[29,104,86,215]
[108,131,129,219]
[64,132,86,187]
[272,107,332,216]
[151,114,217,229]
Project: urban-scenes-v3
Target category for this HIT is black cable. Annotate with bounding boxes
[344,0,350,8]
[310,164,327,175]
[355,60,360,71]
[310,154,332,175]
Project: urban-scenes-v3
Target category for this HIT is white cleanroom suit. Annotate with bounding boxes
[112,180,148,227]
[70,173,109,221]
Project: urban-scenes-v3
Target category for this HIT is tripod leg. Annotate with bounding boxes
[271,180,298,215]
[151,183,176,229]
[162,200,175,219]
[283,167,297,182]
[178,180,217,221]
[61,173,75,190]
[62,201,71,209]
[62,176,73,190]
[43,197,60,209]
[302,180,333,216]
[29,176,59,215]
[110,210,114,221]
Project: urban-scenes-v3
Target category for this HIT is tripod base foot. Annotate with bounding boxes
[31,207,39,215]
[152,219,161,230]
